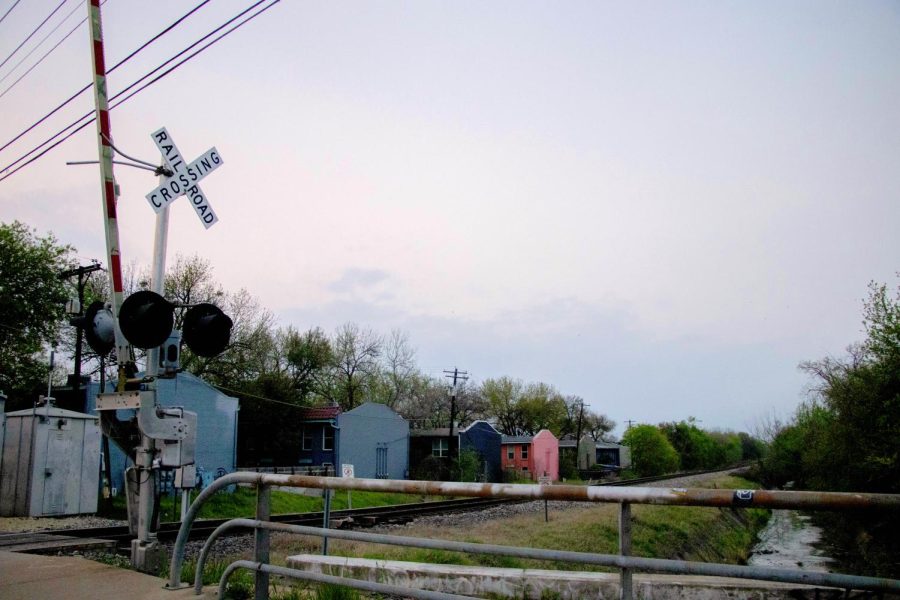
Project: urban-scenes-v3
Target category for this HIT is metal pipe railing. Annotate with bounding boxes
[197,518,900,595]
[167,473,900,597]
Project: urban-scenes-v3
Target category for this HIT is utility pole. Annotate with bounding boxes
[59,261,103,397]
[443,368,468,464]
[574,401,585,469]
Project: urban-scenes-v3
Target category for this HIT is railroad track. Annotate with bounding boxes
[38,496,518,546]
[24,467,746,548]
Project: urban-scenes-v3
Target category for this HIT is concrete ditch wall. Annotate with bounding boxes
[286,554,853,599]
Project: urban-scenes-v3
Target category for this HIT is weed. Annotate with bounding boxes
[314,583,361,600]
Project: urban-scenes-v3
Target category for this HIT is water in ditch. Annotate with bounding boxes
[748,509,836,572]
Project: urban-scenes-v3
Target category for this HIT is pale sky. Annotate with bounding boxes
[2,1,898,437]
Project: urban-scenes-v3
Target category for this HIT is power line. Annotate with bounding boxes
[0,0,24,28]
[0,0,211,156]
[0,0,279,184]
[108,0,278,108]
[212,383,309,410]
[0,0,101,99]
[0,0,70,72]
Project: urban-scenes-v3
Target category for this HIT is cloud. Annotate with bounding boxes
[327,268,392,294]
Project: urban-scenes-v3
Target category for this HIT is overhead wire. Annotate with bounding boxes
[0,0,211,155]
[0,0,23,28]
[0,0,278,184]
[0,0,99,99]
[0,0,70,72]
[213,383,311,410]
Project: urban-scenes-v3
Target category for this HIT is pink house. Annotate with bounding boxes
[532,429,559,481]
[501,429,559,481]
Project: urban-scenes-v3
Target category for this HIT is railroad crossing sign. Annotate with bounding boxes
[144,127,223,228]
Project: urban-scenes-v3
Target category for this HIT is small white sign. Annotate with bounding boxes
[144,127,221,228]
[341,464,355,478]
[538,475,552,485]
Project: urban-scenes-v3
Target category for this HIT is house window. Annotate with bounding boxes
[322,427,334,451]
[521,444,529,459]
[507,447,514,460]
[302,427,312,451]
[432,438,448,458]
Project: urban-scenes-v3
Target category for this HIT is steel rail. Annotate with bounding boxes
[50,497,515,544]
[199,519,900,595]
[168,472,900,591]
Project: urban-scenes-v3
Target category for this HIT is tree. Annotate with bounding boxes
[516,381,568,435]
[620,424,680,477]
[283,326,333,402]
[370,329,417,409]
[658,419,715,470]
[584,411,616,442]
[326,322,382,410]
[0,221,74,404]
[481,376,524,435]
[791,276,900,494]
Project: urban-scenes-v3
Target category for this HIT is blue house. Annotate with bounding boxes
[296,405,341,474]
[459,421,503,482]
[409,420,503,482]
[87,372,239,492]
[336,402,408,479]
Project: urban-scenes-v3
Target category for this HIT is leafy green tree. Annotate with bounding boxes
[738,431,766,462]
[481,376,524,435]
[283,326,333,402]
[707,430,743,467]
[658,419,715,470]
[516,381,567,435]
[0,221,74,404]
[621,424,680,477]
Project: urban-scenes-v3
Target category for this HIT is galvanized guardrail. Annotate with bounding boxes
[167,473,900,600]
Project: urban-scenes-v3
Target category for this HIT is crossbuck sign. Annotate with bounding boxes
[145,127,223,228]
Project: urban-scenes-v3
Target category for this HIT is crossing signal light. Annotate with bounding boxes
[70,301,115,355]
[117,291,232,358]
[182,303,233,357]
[118,290,175,350]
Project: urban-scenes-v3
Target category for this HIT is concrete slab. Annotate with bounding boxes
[0,550,215,600]
[0,531,116,553]
[287,553,855,599]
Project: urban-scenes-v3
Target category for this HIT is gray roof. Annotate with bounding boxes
[410,428,452,437]
[558,439,624,449]
[6,405,98,420]
[501,435,533,444]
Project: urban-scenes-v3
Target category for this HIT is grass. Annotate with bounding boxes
[270,475,770,573]
[100,487,429,521]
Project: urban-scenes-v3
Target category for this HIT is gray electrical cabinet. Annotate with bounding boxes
[0,405,101,516]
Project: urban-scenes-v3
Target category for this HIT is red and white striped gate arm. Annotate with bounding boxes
[87,0,130,370]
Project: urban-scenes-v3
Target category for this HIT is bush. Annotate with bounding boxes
[454,449,484,482]
[621,425,679,477]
